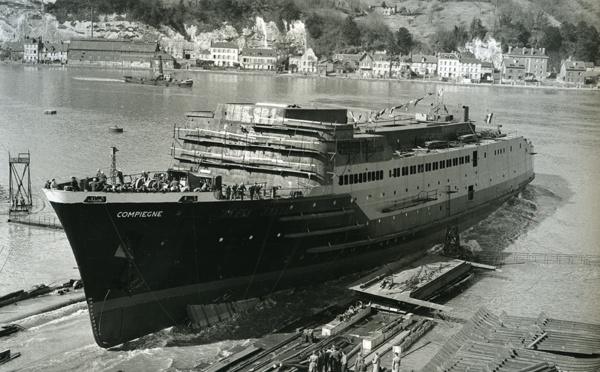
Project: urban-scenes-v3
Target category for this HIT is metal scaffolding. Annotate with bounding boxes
[8,151,32,214]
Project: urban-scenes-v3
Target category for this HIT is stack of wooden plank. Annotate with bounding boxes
[421,307,600,372]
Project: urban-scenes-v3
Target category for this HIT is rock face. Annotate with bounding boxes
[465,37,503,68]
[1,0,307,60]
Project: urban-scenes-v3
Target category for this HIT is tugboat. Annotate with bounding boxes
[123,56,193,88]
[44,97,535,348]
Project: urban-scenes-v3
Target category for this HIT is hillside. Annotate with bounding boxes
[360,0,599,45]
[1,0,598,65]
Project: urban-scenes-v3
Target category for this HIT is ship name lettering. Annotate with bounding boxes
[116,211,164,218]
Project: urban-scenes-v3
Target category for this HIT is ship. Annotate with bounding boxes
[123,55,193,88]
[44,98,535,348]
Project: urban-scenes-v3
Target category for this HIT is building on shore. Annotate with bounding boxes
[358,53,374,78]
[437,52,460,79]
[332,53,361,73]
[2,41,24,61]
[559,58,586,84]
[410,55,437,77]
[24,38,43,63]
[289,48,317,74]
[317,58,334,76]
[501,58,526,82]
[459,56,483,82]
[210,41,239,67]
[68,39,160,68]
[42,41,68,64]
[240,48,277,70]
[481,62,494,82]
[503,46,548,80]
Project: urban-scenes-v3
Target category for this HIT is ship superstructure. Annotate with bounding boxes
[44,100,534,348]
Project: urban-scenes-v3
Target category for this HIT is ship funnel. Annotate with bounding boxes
[462,106,469,122]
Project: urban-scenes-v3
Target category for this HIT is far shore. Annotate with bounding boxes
[3,60,599,92]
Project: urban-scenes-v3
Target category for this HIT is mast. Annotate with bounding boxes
[110,146,118,184]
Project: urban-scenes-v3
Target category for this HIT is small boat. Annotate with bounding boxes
[123,75,193,88]
[123,55,193,88]
[44,109,57,115]
[0,350,21,366]
[109,126,124,133]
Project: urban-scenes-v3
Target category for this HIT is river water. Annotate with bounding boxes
[0,65,599,371]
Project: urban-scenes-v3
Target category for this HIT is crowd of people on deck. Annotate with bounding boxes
[220,183,266,200]
[44,170,213,194]
[44,171,293,201]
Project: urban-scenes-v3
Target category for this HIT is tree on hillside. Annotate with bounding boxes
[305,13,325,39]
[540,26,562,52]
[341,17,361,46]
[359,13,394,51]
[574,21,600,62]
[469,18,487,40]
[279,0,301,22]
[433,25,468,52]
[395,27,413,55]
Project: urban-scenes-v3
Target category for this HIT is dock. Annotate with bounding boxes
[348,255,476,313]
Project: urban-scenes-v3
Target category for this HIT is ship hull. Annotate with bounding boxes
[48,173,533,348]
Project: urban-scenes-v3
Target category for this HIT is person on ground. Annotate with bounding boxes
[354,355,366,372]
[392,351,401,372]
[50,178,58,189]
[308,351,318,372]
[372,352,380,372]
[340,350,347,372]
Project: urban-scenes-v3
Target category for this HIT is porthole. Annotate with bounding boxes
[249,235,253,240]
[218,237,224,242]
[333,200,337,206]
[276,233,281,238]
[312,202,316,208]
[289,205,294,210]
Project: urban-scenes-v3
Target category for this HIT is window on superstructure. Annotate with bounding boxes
[453,158,458,166]
[459,157,464,165]
[410,165,416,174]
[359,173,364,183]
[344,175,348,185]
[440,161,445,169]
[338,176,343,185]
[369,172,373,182]
[446,159,452,167]
[433,162,438,171]
[418,164,424,173]
[425,163,431,172]
[465,155,470,163]
[402,167,408,176]
[353,174,358,184]
[379,170,384,179]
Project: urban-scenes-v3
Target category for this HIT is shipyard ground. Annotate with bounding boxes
[1,251,599,371]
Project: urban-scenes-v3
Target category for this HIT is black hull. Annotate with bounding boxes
[49,175,533,348]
